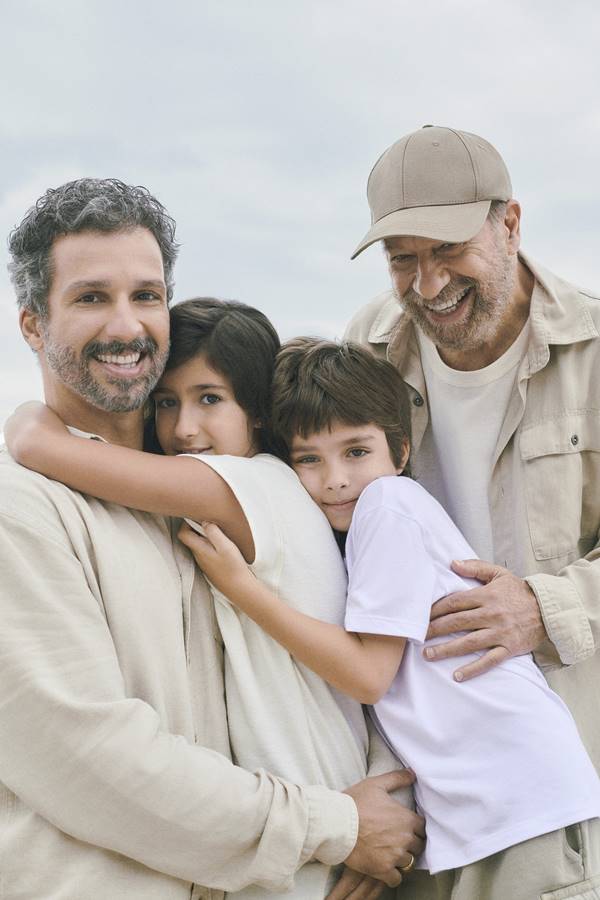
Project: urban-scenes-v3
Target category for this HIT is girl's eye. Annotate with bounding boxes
[200,394,221,405]
[154,396,177,409]
[347,448,368,458]
[294,455,319,465]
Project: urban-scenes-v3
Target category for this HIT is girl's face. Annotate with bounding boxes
[153,353,259,458]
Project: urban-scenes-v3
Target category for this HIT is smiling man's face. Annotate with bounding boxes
[385,212,517,365]
[23,227,170,419]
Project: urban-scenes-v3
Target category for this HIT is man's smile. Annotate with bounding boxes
[422,285,473,319]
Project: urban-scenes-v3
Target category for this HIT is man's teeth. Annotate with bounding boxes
[424,287,470,314]
[96,352,141,367]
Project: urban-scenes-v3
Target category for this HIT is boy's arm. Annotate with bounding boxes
[4,402,254,559]
[179,521,406,704]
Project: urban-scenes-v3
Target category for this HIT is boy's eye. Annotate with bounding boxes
[347,448,368,458]
[200,394,221,405]
[294,454,319,465]
[154,396,177,409]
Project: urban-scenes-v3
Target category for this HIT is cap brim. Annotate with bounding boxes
[350,200,492,259]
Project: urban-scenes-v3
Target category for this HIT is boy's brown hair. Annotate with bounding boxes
[272,337,412,474]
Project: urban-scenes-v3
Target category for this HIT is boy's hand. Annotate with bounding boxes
[326,867,387,899]
[178,521,254,598]
[4,401,68,462]
[343,770,424,888]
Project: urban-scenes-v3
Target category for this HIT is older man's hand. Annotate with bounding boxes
[343,770,425,888]
[424,559,547,681]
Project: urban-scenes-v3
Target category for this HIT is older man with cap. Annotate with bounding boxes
[346,125,600,898]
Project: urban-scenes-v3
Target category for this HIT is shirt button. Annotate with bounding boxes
[413,394,424,407]
[570,434,579,446]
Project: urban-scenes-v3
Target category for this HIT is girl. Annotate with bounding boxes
[5,300,420,900]
[177,338,600,900]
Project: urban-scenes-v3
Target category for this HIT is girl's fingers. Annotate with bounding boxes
[178,523,212,551]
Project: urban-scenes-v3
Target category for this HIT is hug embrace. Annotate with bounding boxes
[2,125,600,900]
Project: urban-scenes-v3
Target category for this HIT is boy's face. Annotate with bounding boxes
[290,421,408,532]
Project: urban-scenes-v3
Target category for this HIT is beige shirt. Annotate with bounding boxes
[345,253,600,770]
[0,447,356,899]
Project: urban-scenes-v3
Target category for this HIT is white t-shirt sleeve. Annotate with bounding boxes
[180,453,280,574]
[345,502,436,643]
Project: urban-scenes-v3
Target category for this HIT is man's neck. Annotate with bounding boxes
[43,386,145,449]
[437,258,534,371]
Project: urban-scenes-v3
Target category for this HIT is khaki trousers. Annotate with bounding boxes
[398,820,600,900]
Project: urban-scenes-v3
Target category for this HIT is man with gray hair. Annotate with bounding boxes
[346,125,600,898]
[0,177,423,898]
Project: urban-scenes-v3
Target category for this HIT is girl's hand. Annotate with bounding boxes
[178,521,255,601]
[4,402,68,463]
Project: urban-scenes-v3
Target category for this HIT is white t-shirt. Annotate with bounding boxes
[344,475,600,874]
[416,323,530,562]
[186,453,368,900]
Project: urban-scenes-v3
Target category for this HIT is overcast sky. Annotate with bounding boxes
[1,0,599,428]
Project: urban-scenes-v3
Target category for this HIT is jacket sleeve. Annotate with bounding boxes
[0,509,357,891]
[526,541,600,668]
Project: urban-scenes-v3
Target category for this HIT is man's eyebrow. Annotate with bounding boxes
[65,279,166,293]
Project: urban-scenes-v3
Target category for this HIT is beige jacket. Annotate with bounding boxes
[345,254,600,769]
[0,449,356,899]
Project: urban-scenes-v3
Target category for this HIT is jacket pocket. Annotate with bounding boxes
[540,873,600,899]
[520,411,600,561]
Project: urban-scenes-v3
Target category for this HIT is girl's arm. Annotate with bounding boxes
[4,402,254,560]
[178,521,406,704]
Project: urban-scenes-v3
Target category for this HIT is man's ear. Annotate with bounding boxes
[503,199,522,255]
[19,308,45,352]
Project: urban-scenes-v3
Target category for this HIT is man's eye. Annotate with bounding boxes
[200,394,221,405]
[77,293,101,304]
[437,242,463,255]
[348,448,367,458]
[137,291,161,302]
[391,255,413,265]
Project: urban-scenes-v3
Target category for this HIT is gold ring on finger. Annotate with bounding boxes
[399,852,415,875]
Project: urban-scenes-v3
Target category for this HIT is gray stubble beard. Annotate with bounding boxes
[43,337,169,413]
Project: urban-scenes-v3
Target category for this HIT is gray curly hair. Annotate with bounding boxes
[8,178,179,318]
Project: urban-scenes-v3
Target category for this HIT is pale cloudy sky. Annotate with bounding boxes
[1,0,599,428]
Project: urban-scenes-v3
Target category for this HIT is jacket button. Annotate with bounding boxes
[413,394,424,407]
[570,434,579,446]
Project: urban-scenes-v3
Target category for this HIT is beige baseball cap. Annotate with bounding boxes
[351,125,512,259]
